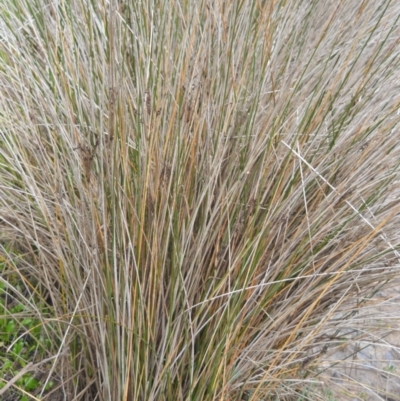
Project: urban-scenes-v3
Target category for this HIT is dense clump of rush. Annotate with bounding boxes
[0,1,400,400]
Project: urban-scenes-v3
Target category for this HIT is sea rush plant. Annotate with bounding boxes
[1,0,400,400]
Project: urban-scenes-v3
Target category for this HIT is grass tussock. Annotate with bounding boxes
[1,0,400,400]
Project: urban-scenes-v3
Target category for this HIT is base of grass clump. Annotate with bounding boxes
[1,0,400,400]
[0,249,58,400]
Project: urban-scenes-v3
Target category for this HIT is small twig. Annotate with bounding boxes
[0,363,33,396]
[0,355,64,397]
[0,351,56,398]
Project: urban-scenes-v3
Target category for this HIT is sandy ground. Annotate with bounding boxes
[319,279,400,401]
